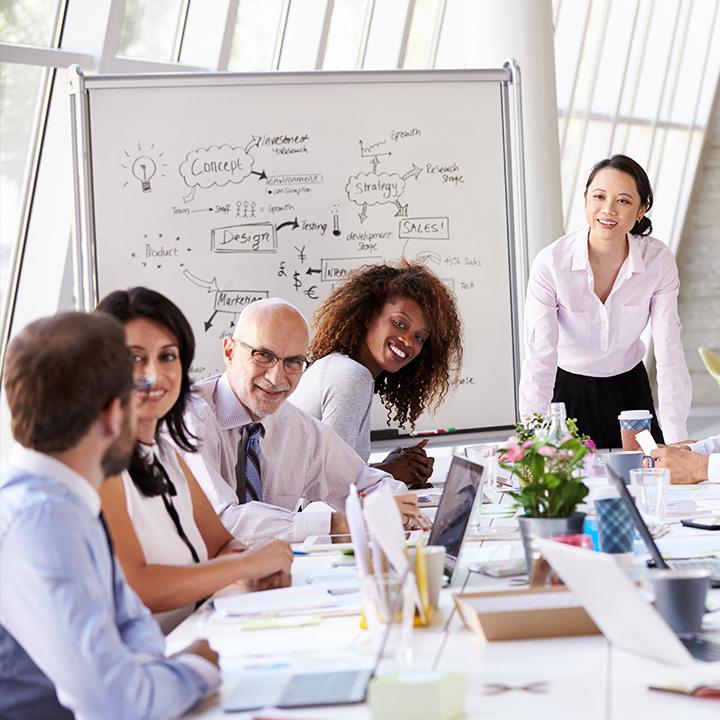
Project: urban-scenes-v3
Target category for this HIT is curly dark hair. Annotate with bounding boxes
[308,261,463,429]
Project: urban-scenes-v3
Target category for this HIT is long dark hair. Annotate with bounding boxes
[96,287,196,496]
[585,154,653,236]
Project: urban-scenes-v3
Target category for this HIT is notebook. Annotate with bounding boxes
[427,455,485,582]
[536,539,720,665]
[606,465,720,588]
[223,570,405,712]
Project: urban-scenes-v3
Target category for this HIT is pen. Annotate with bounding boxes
[292,550,309,556]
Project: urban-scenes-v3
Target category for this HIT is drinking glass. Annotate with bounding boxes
[629,467,670,525]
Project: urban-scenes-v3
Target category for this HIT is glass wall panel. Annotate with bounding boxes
[402,0,439,69]
[229,0,285,71]
[433,0,463,69]
[323,0,365,70]
[117,0,185,62]
[0,0,59,46]
[277,0,325,70]
[0,62,46,328]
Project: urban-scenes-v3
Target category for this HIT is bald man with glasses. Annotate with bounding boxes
[179,298,419,545]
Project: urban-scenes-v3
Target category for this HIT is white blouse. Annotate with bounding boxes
[121,435,209,634]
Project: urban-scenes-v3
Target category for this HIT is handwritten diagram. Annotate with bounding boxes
[88,72,519,432]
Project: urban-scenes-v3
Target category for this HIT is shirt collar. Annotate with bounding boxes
[625,234,646,275]
[570,228,646,276]
[216,373,254,430]
[570,228,591,271]
[8,443,101,515]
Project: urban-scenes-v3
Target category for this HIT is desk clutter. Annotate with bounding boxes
[164,439,720,718]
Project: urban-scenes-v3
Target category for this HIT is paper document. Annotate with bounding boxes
[213,585,339,617]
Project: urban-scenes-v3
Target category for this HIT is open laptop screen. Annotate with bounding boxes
[428,455,484,579]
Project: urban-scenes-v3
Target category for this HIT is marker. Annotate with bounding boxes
[411,427,456,436]
[292,550,309,556]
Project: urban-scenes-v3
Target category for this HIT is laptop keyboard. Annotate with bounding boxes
[280,670,369,706]
[668,558,720,587]
[679,634,720,662]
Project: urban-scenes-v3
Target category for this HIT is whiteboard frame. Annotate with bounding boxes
[68,63,527,435]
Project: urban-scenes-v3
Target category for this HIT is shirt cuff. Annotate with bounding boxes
[707,454,720,484]
[174,654,222,696]
[292,509,332,541]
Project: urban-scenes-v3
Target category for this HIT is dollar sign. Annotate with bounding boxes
[293,271,302,291]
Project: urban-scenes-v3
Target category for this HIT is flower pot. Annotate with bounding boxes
[517,513,586,574]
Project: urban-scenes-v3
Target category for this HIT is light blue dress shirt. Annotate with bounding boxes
[0,445,220,720]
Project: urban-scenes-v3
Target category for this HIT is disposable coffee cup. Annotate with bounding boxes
[651,569,710,635]
[618,410,653,451]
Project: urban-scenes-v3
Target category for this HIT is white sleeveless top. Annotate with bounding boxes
[121,435,209,634]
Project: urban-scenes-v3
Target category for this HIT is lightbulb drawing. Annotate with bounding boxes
[132,156,157,192]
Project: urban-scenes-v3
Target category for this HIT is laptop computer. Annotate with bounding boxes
[427,455,485,582]
[223,570,406,712]
[536,538,720,664]
[605,465,720,588]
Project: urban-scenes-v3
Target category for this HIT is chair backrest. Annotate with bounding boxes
[698,347,720,390]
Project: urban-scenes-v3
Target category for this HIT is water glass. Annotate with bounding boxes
[629,467,670,525]
[464,443,499,490]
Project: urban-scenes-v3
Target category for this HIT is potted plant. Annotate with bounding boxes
[500,412,596,572]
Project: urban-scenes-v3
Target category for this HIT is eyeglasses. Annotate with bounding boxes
[133,375,155,405]
[235,339,309,375]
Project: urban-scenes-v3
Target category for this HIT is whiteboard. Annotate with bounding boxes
[69,67,523,438]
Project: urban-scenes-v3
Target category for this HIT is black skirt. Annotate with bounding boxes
[552,362,664,449]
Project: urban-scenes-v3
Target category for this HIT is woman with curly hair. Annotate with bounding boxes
[291,261,463,486]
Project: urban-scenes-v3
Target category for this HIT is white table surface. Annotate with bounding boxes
[167,453,720,720]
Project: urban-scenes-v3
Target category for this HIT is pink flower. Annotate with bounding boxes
[504,446,524,462]
[537,446,557,457]
[561,435,571,444]
[521,439,534,450]
[503,436,519,449]
[584,438,597,451]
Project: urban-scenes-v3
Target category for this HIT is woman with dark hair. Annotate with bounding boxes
[519,154,691,448]
[96,287,293,633]
[291,261,463,485]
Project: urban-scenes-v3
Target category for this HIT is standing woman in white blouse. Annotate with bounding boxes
[96,287,293,633]
[519,154,691,448]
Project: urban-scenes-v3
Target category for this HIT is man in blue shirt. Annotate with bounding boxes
[0,312,221,719]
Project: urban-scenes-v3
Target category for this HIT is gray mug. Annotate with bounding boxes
[652,569,710,635]
[604,450,654,485]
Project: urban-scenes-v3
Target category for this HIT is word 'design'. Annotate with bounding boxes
[211,222,277,253]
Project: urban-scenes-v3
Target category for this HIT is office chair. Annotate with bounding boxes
[698,347,720,390]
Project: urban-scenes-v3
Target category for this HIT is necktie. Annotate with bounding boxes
[99,511,117,611]
[242,423,263,503]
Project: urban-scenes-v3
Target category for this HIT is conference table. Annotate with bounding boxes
[167,451,720,719]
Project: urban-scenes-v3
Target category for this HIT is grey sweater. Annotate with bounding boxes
[290,353,374,461]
